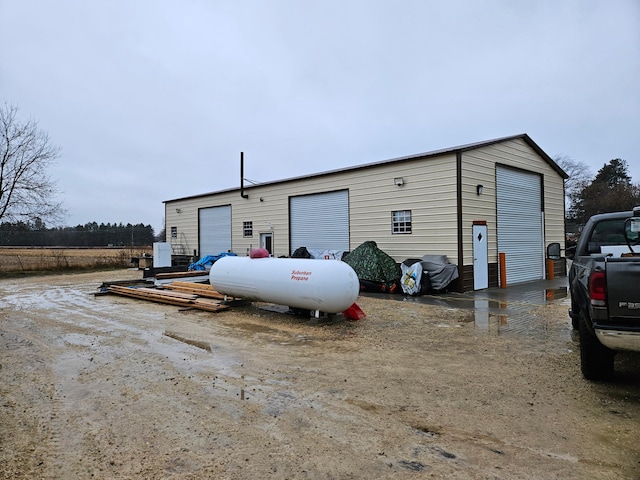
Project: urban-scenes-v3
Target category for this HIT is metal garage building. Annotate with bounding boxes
[163,134,568,291]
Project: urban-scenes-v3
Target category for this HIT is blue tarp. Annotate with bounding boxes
[188,252,236,271]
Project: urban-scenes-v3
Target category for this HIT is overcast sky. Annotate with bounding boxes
[1,1,638,232]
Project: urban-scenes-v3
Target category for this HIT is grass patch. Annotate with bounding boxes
[0,247,152,277]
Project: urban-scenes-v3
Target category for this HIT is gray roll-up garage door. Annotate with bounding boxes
[496,166,544,284]
[290,190,349,255]
[199,205,231,256]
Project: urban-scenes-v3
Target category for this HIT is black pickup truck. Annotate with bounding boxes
[568,207,640,380]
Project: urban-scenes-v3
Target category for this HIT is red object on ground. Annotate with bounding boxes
[342,303,366,321]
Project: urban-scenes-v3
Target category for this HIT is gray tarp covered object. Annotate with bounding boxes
[403,254,459,292]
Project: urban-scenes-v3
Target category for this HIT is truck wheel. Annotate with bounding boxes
[579,313,614,380]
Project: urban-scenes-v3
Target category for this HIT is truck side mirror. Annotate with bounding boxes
[623,214,640,254]
[547,242,561,260]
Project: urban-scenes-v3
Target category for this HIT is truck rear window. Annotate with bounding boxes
[587,219,628,253]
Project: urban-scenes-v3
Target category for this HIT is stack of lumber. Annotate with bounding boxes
[162,281,230,300]
[154,270,210,285]
[106,282,233,313]
[156,271,209,280]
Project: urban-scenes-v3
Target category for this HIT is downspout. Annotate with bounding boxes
[456,151,464,292]
[240,151,249,199]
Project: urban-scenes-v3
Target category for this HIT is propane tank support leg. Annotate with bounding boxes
[308,310,322,325]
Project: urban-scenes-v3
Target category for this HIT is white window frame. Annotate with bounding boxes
[243,221,253,238]
[392,210,412,234]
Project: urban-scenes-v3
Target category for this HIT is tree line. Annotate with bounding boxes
[0,221,156,247]
[556,157,640,227]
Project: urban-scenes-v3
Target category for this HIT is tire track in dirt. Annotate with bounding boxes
[0,320,56,478]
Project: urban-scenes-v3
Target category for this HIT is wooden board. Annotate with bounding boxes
[162,283,229,300]
[106,284,228,313]
[155,271,210,280]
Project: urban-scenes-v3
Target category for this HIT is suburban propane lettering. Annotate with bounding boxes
[291,269,312,281]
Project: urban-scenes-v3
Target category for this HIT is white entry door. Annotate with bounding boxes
[260,233,273,256]
[473,224,488,290]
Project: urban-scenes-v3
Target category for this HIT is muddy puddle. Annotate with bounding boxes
[369,284,572,339]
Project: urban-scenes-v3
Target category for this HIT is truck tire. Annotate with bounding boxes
[579,313,614,380]
[571,316,580,330]
[570,302,580,329]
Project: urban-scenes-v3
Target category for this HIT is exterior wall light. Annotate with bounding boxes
[175,208,182,213]
[394,177,405,186]
[476,184,484,196]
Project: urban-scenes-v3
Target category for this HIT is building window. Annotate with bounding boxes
[243,221,253,237]
[170,226,177,239]
[392,210,412,234]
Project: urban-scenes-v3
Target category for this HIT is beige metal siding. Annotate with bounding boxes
[348,156,459,261]
[460,138,565,268]
[165,154,459,262]
[460,151,498,267]
[164,137,565,284]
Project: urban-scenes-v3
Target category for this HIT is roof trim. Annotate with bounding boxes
[164,133,568,203]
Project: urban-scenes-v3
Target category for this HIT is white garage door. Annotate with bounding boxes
[290,190,349,255]
[496,166,544,284]
[199,205,231,256]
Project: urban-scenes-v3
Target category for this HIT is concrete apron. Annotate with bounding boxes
[363,276,571,337]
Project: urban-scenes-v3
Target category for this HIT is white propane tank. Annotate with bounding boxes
[209,256,359,314]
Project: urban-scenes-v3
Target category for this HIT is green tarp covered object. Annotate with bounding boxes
[342,241,401,291]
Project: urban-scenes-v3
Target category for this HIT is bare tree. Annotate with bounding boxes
[0,103,65,224]
[554,154,593,214]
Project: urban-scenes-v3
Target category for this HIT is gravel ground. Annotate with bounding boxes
[1,269,639,479]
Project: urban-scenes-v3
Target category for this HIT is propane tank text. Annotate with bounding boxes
[291,270,312,281]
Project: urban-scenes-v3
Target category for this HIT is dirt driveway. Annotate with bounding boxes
[1,269,639,479]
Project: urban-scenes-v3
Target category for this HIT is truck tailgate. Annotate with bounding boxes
[606,257,640,320]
